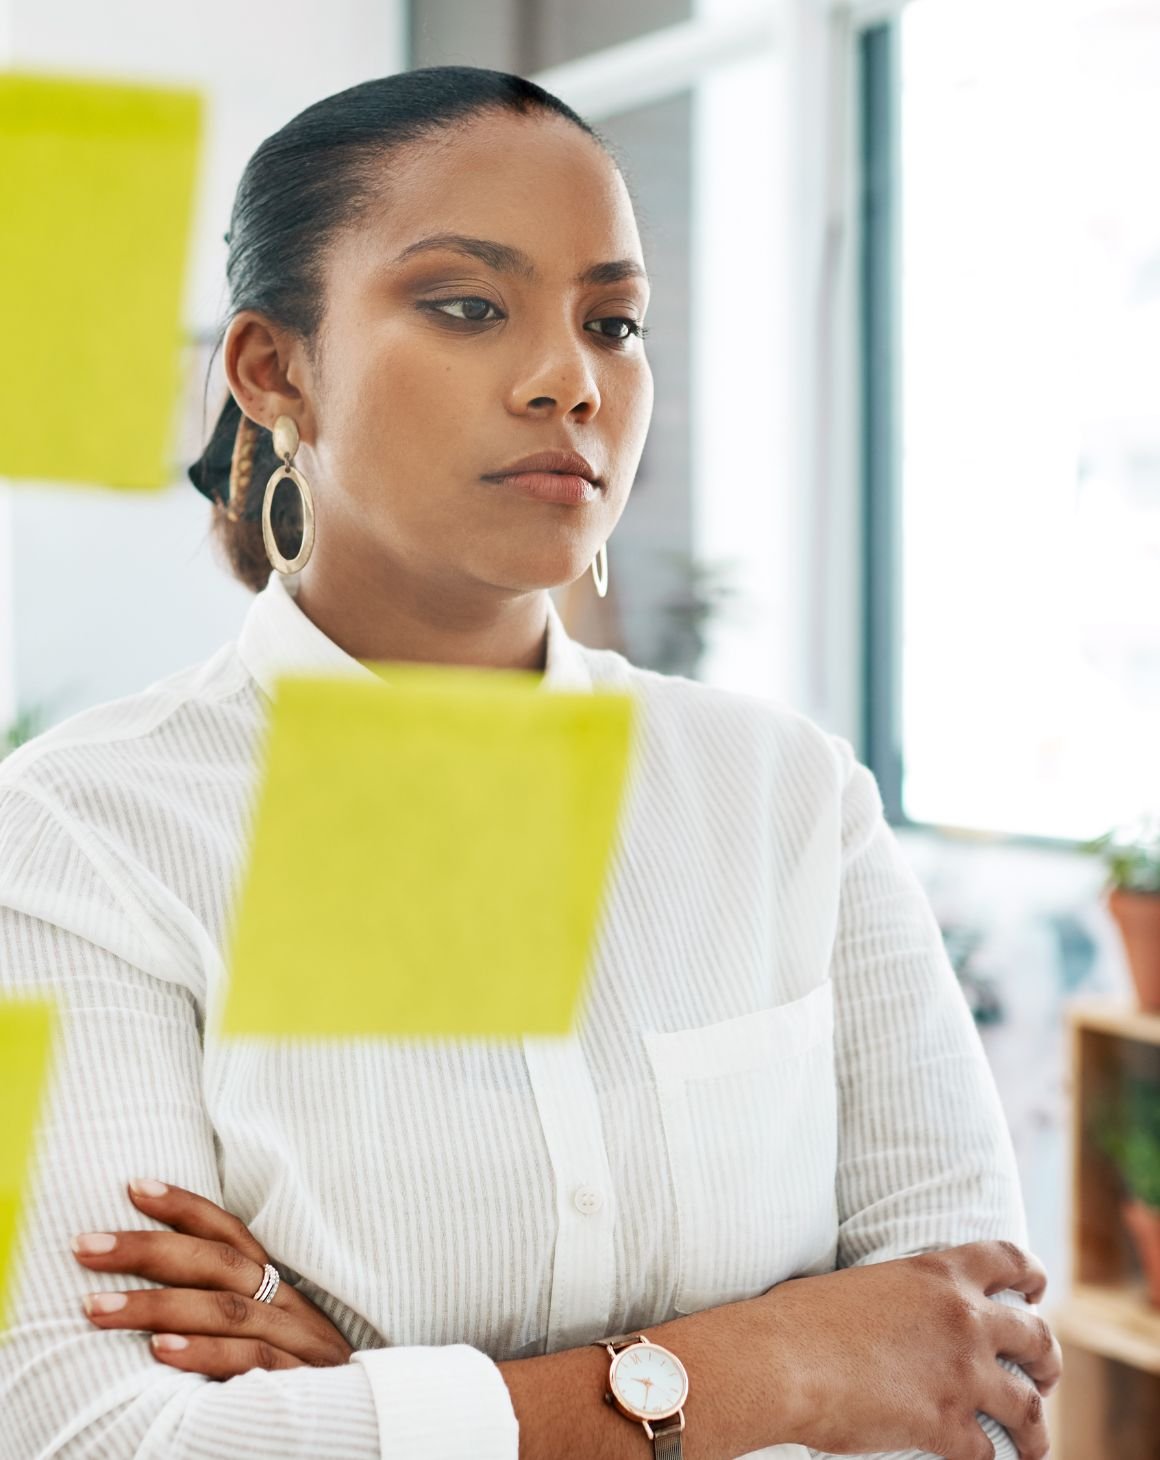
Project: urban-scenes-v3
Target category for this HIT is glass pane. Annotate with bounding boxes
[689,49,787,698]
[899,0,1160,839]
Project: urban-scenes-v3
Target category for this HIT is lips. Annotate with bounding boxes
[490,471,598,504]
[482,448,601,486]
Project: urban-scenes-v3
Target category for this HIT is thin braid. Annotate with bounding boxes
[225,415,259,522]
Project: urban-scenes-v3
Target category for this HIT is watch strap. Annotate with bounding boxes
[593,1331,648,1353]
[652,1425,684,1460]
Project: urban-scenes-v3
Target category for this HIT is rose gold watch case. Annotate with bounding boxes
[607,1338,690,1429]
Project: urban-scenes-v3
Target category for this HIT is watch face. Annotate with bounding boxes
[609,1341,689,1421]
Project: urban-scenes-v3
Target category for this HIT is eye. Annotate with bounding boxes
[418,296,649,346]
[419,296,502,325]
[588,316,650,345]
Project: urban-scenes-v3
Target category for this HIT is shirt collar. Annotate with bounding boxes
[236,568,593,701]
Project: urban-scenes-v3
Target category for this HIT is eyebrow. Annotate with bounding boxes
[390,232,649,289]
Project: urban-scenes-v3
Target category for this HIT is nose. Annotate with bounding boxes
[507,327,602,418]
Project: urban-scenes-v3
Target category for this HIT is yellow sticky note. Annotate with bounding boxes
[0,72,203,488]
[0,997,57,1334]
[218,665,635,1039]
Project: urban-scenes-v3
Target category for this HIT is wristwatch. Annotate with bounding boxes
[592,1330,689,1457]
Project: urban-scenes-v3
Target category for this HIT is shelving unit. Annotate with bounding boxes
[1046,996,1160,1457]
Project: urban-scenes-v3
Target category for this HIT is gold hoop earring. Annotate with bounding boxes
[591,540,608,598]
[262,414,315,575]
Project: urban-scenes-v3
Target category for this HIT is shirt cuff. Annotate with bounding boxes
[349,1343,520,1460]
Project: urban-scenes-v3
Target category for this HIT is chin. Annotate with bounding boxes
[486,546,595,594]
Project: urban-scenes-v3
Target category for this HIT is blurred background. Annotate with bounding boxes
[2,0,1159,1451]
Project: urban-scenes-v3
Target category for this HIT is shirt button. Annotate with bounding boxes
[573,1185,604,1216]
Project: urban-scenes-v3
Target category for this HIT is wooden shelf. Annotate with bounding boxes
[1055,996,1160,1456]
[1051,1281,1160,1374]
[1064,994,1160,1047]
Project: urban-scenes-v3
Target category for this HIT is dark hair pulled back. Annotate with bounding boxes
[188,65,612,592]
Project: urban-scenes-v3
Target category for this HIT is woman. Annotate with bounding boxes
[0,66,1060,1460]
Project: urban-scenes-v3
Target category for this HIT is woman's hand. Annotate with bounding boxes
[755,1239,1062,1460]
[71,1179,355,1378]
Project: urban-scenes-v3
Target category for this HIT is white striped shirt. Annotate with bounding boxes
[0,568,1036,1460]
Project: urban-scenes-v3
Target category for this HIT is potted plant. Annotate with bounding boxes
[1080,813,1160,1011]
[1091,1072,1160,1306]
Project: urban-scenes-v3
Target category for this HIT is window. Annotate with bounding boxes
[864,0,1160,842]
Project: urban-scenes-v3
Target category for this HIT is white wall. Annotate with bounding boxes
[0,0,407,730]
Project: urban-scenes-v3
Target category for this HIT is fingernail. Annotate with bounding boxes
[84,1292,127,1314]
[130,1178,168,1198]
[71,1232,117,1254]
[152,1333,188,1351]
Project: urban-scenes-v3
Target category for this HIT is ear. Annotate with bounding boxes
[223,311,318,446]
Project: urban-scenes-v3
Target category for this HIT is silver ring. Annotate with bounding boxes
[252,1261,281,1303]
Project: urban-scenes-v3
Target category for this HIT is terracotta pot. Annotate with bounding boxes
[1107,887,1160,1012]
[1122,1197,1160,1307]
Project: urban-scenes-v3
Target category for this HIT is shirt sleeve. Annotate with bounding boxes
[0,781,519,1460]
[804,736,1040,1460]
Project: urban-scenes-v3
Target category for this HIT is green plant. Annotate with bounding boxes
[1079,813,1160,894]
[1,701,53,761]
[1091,1072,1160,1210]
[651,552,752,678]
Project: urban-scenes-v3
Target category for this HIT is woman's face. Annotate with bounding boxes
[237,108,653,608]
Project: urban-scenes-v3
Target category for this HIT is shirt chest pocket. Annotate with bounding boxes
[642,979,838,1315]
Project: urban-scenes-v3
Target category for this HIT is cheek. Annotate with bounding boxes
[606,365,654,477]
[604,357,653,435]
[346,352,419,433]
[629,359,655,422]
[320,354,448,493]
